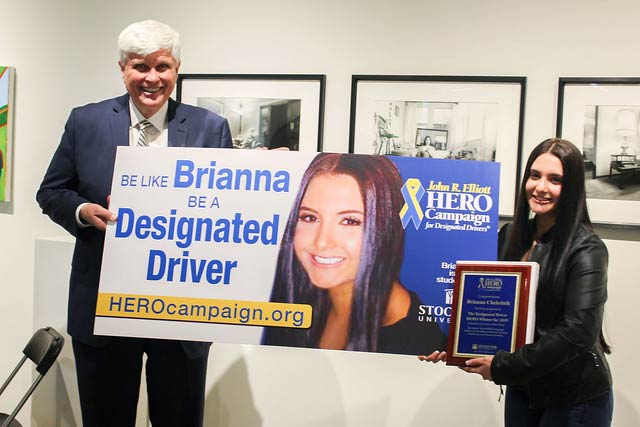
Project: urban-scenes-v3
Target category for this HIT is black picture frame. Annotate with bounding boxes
[177,74,325,152]
[348,75,526,217]
[556,77,640,227]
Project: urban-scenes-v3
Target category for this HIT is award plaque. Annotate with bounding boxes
[446,261,539,366]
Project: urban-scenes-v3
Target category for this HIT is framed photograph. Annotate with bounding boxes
[0,66,15,210]
[349,75,526,217]
[177,74,325,152]
[556,77,640,227]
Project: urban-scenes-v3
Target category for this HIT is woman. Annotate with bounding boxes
[415,136,433,158]
[262,153,446,354]
[423,138,613,426]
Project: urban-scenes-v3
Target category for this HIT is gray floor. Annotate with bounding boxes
[586,174,640,201]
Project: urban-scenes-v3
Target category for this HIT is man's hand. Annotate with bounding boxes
[79,203,117,232]
[460,356,494,381]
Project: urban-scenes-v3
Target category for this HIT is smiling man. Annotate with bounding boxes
[37,20,231,427]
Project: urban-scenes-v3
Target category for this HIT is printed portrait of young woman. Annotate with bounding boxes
[262,152,446,355]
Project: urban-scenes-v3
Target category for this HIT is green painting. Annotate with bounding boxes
[1,66,14,203]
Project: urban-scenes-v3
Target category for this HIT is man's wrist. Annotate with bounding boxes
[75,203,91,228]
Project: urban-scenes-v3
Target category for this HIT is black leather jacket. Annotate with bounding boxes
[491,223,612,408]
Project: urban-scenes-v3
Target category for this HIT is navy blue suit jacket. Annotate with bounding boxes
[37,94,232,358]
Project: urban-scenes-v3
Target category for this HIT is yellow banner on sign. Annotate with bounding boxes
[96,293,312,328]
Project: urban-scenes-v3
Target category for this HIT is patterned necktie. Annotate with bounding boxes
[137,120,153,147]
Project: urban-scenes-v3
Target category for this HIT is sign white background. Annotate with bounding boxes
[96,147,313,343]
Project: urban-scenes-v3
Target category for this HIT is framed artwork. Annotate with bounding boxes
[556,77,640,227]
[415,128,449,152]
[177,74,325,152]
[0,66,15,208]
[349,75,526,217]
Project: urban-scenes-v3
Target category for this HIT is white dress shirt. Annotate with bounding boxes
[129,100,169,147]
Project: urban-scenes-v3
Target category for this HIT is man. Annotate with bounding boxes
[37,20,231,427]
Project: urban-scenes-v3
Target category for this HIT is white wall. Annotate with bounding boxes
[1,0,640,425]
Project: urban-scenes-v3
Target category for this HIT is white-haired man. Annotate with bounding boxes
[37,20,230,427]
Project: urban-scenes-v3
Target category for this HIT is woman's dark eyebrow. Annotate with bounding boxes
[337,209,364,215]
[299,206,363,216]
[298,205,318,213]
[530,168,562,178]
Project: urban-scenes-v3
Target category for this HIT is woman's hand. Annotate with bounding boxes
[418,350,447,363]
[459,356,494,381]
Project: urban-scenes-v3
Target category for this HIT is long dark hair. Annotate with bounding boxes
[262,153,405,351]
[505,138,591,263]
[504,138,610,353]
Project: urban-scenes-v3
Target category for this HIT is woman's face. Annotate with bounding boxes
[525,152,563,220]
[293,173,364,290]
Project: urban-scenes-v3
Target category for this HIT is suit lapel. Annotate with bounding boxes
[168,98,188,147]
[109,94,131,147]
[110,97,189,147]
